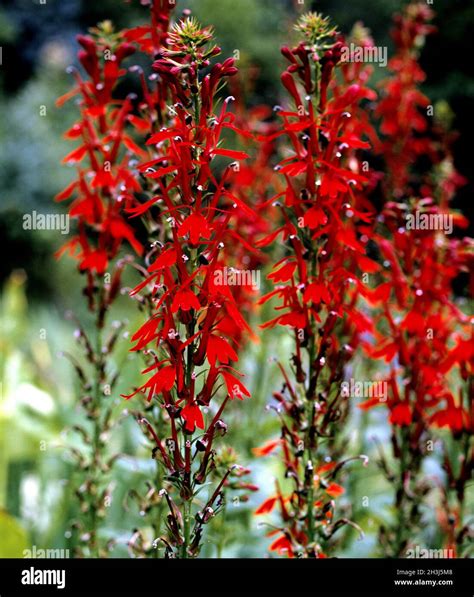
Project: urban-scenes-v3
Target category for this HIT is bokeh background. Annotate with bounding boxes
[0,0,472,557]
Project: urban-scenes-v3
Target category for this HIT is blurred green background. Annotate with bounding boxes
[0,0,472,558]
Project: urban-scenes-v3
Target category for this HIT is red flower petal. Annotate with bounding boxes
[389,403,412,427]
[303,282,331,305]
[79,249,108,274]
[148,248,177,272]
[178,212,211,245]
[304,206,328,229]
[212,148,250,160]
[325,483,345,498]
[269,534,293,555]
[207,335,238,367]
[181,403,204,432]
[268,261,297,283]
[171,289,200,313]
[221,371,251,400]
[252,439,281,457]
[255,496,278,515]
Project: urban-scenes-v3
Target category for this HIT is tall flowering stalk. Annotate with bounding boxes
[124,16,255,558]
[375,3,436,199]
[55,23,144,556]
[254,13,377,558]
[362,2,473,557]
[364,201,472,556]
[108,0,179,559]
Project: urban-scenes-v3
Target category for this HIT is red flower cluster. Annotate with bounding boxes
[123,16,255,556]
[359,3,473,556]
[56,24,144,295]
[365,6,472,437]
[254,13,376,557]
[55,0,472,560]
[375,3,436,198]
[54,18,162,555]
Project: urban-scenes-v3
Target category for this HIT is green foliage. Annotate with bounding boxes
[0,511,29,557]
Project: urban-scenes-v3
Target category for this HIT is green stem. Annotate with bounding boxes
[152,407,165,558]
[153,467,164,558]
[306,446,315,545]
[182,499,191,559]
[305,232,319,548]
[394,427,409,557]
[89,290,105,557]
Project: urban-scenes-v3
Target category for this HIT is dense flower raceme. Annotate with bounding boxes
[362,209,473,556]
[360,3,473,556]
[55,25,144,292]
[253,13,379,557]
[375,3,436,199]
[331,22,381,158]
[54,22,147,556]
[53,1,177,557]
[55,1,176,288]
[122,17,257,557]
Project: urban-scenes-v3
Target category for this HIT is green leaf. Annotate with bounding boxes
[0,510,29,557]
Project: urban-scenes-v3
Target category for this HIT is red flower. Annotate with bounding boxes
[303,283,331,305]
[269,534,294,557]
[181,403,205,433]
[207,335,238,367]
[221,370,251,400]
[390,403,412,427]
[78,248,108,275]
[178,212,211,246]
[267,261,297,283]
[255,496,278,515]
[430,406,469,434]
[325,483,345,498]
[148,248,177,272]
[124,364,176,403]
[252,439,281,457]
[171,289,201,313]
